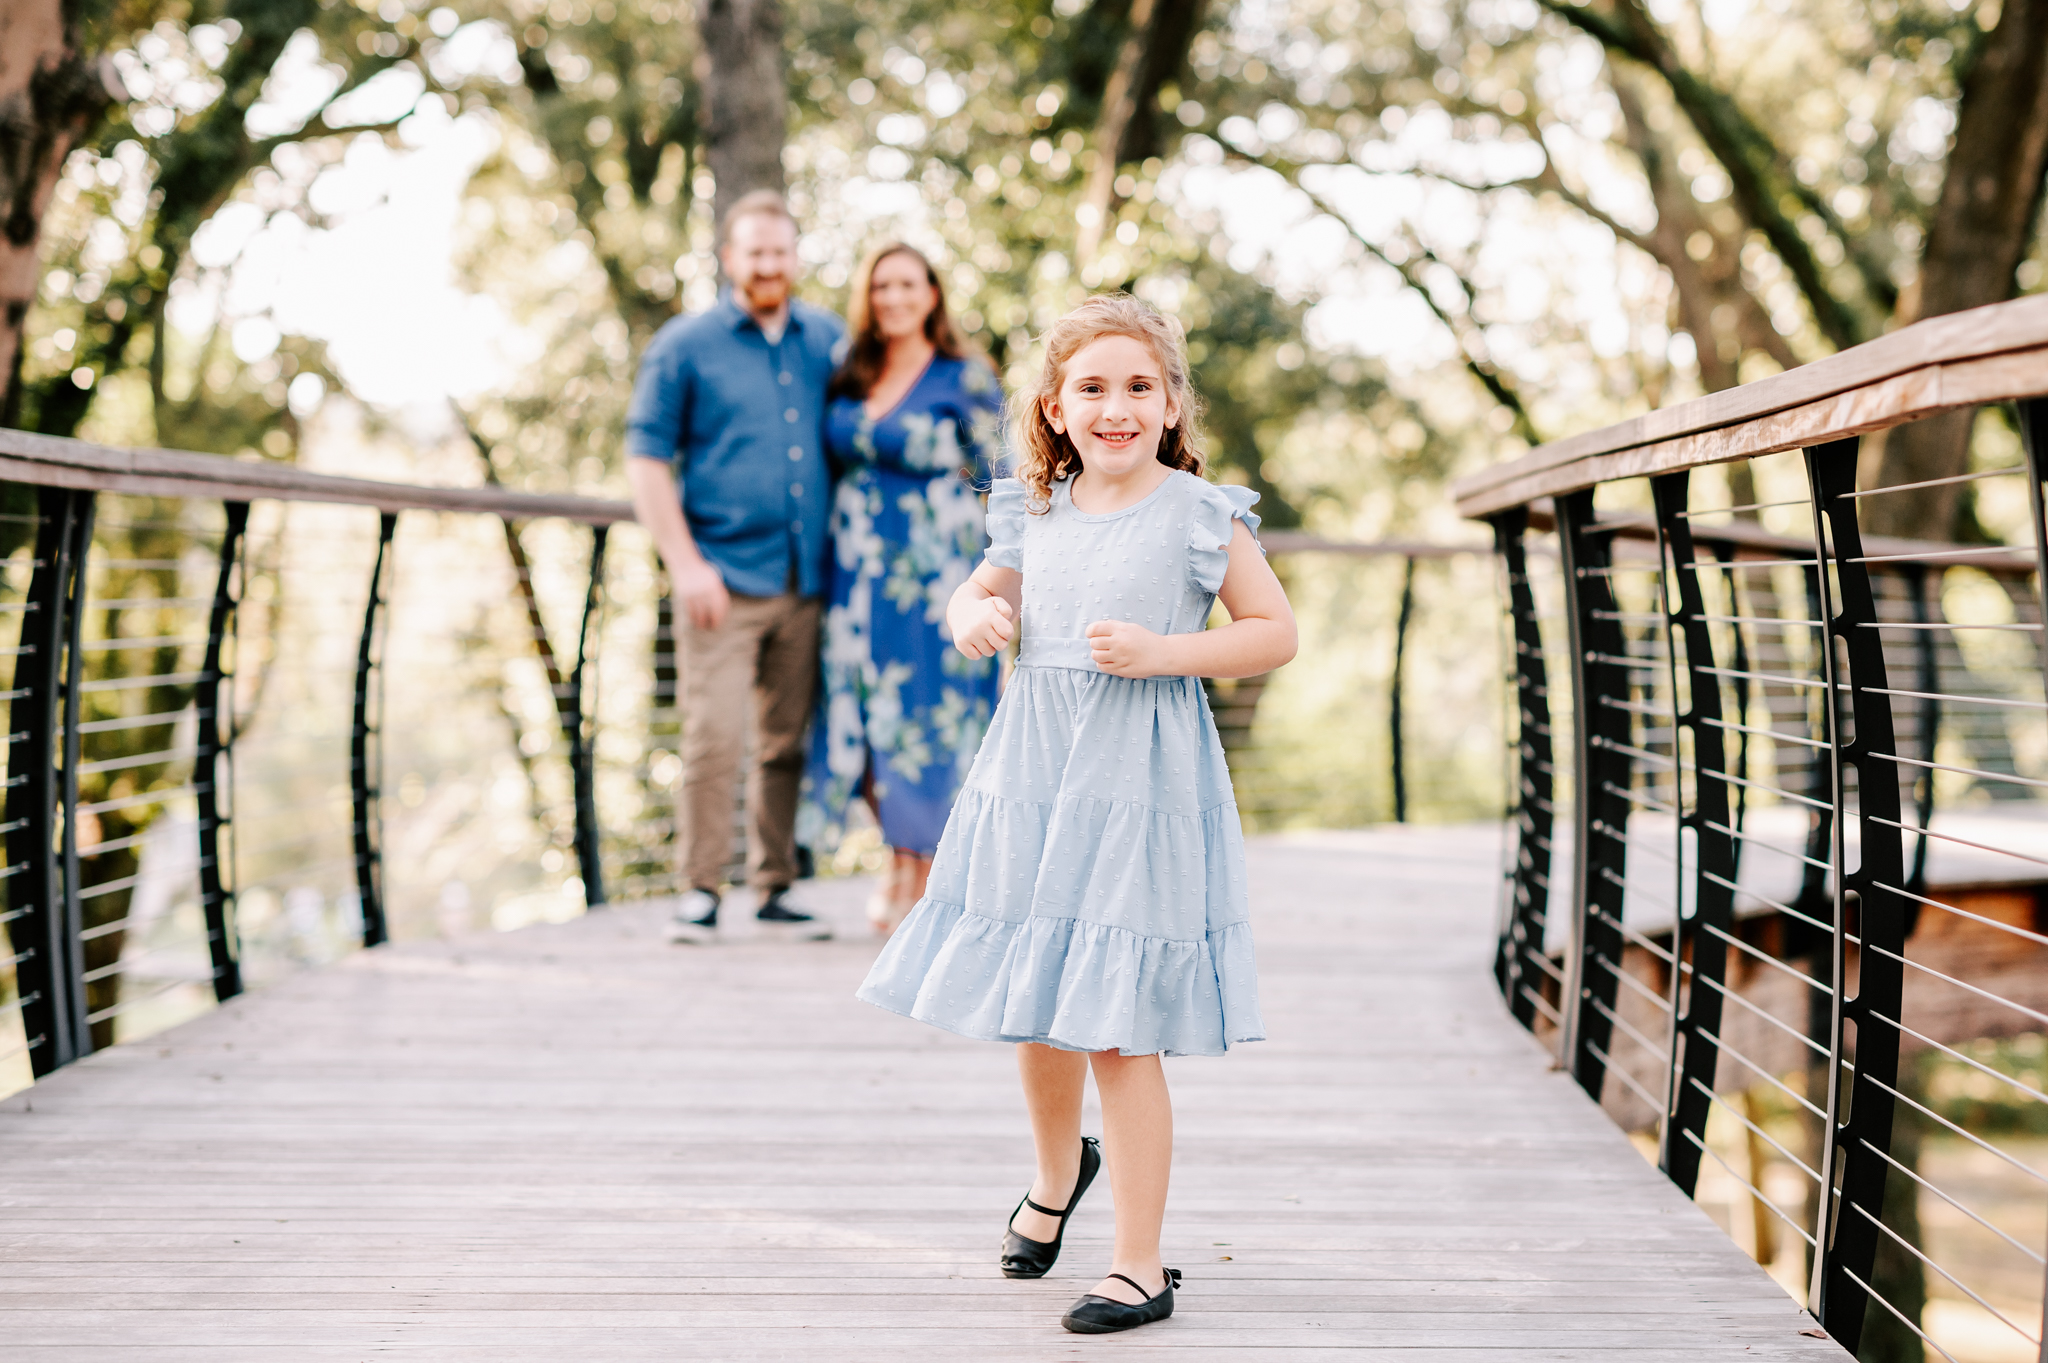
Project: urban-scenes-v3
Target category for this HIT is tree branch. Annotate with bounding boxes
[452,402,579,742]
[1535,0,1888,348]
[1284,175,1543,446]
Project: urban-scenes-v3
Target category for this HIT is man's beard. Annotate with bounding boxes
[740,275,790,312]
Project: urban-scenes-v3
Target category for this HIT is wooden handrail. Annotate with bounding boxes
[1453,294,2048,518]
[0,428,636,523]
[1260,531,1491,557]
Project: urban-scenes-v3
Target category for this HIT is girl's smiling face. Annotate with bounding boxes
[1042,334,1179,477]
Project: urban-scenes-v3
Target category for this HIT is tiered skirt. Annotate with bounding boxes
[856,662,1263,1057]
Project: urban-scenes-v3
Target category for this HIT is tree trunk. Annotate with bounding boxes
[1076,0,1206,265]
[1864,0,2048,539]
[697,0,785,231]
[0,1,110,428]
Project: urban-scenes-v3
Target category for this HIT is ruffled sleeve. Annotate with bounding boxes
[1187,481,1263,594]
[983,477,1027,570]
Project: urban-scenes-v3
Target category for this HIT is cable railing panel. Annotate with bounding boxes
[1463,298,2048,1353]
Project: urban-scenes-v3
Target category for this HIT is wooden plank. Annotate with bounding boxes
[0,829,1839,1359]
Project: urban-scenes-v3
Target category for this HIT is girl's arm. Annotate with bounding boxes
[1086,521,1297,679]
[949,561,1024,659]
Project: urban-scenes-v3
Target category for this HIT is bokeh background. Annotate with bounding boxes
[3,3,2045,1357]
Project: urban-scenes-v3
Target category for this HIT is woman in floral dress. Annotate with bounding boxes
[803,242,1004,933]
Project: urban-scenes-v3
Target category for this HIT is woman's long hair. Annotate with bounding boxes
[828,242,971,401]
[1007,293,1206,512]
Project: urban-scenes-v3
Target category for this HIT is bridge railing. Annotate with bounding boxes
[0,433,649,1086]
[1457,294,2048,1357]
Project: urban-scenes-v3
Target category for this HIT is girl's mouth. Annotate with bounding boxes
[1092,430,1139,447]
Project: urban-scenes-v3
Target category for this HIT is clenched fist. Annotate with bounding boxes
[954,594,1015,660]
[1087,618,1167,678]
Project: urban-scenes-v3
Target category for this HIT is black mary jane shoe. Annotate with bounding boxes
[999,1136,1101,1279]
[1061,1268,1182,1334]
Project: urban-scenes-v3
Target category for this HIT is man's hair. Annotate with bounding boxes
[719,189,797,247]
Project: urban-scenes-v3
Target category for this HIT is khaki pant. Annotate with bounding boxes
[677,590,821,893]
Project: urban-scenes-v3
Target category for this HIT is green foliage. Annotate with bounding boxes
[1919,1033,2048,1136]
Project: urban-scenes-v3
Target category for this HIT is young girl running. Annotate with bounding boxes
[857,293,1297,1335]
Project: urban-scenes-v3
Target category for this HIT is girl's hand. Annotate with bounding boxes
[1087,619,1166,677]
[954,594,1015,659]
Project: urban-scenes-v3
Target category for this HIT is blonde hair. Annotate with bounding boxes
[1006,293,1205,511]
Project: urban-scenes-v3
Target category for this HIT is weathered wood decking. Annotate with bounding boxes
[2,827,1838,1360]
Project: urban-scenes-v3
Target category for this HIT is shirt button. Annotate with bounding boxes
[779,371,793,385]
[788,445,802,460]
[790,520,802,532]
[791,483,803,496]
[785,408,799,422]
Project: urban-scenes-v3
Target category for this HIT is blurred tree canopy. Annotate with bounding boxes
[1,0,2041,541]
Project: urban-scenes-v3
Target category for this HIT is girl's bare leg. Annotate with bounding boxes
[902,852,932,905]
[1010,1042,1089,1241]
[1085,1050,1173,1303]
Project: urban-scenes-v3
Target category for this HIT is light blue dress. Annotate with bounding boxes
[856,470,1266,1057]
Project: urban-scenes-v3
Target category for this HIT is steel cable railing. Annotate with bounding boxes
[1201,544,1503,832]
[0,433,628,1085]
[1458,294,2048,1356]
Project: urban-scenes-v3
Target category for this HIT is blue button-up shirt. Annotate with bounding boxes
[625,294,844,598]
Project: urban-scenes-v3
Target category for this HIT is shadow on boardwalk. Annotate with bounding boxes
[0,826,1838,1360]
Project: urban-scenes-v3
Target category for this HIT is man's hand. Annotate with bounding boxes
[1086,619,1166,678]
[954,594,1015,659]
[672,557,731,631]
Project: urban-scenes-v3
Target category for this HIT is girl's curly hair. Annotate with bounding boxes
[1005,293,1205,511]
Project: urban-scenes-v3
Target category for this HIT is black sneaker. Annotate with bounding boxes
[667,888,720,945]
[756,887,832,940]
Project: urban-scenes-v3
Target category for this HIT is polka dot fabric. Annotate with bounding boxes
[856,471,1266,1057]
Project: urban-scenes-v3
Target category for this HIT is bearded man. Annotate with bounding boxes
[625,190,844,943]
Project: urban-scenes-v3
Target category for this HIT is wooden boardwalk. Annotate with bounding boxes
[1,826,1839,1360]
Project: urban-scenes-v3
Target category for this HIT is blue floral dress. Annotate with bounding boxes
[800,354,1005,858]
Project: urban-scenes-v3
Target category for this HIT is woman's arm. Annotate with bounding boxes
[1086,521,1297,679]
[948,561,1024,658]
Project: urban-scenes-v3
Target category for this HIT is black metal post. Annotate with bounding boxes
[351,512,397,948]
[2,487,94,1075]
[1803,437,1909,1350]
[1648,472,1737,1197]
[565,524,607,907]
[194,502,248,1001]
[1903,563,1938,906]
[1390,554,1415,824]
[1702,539,1751,879]
[2018,398,2048,686]
[1556,490,1633,1100]
[1490,510,1554,1029]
